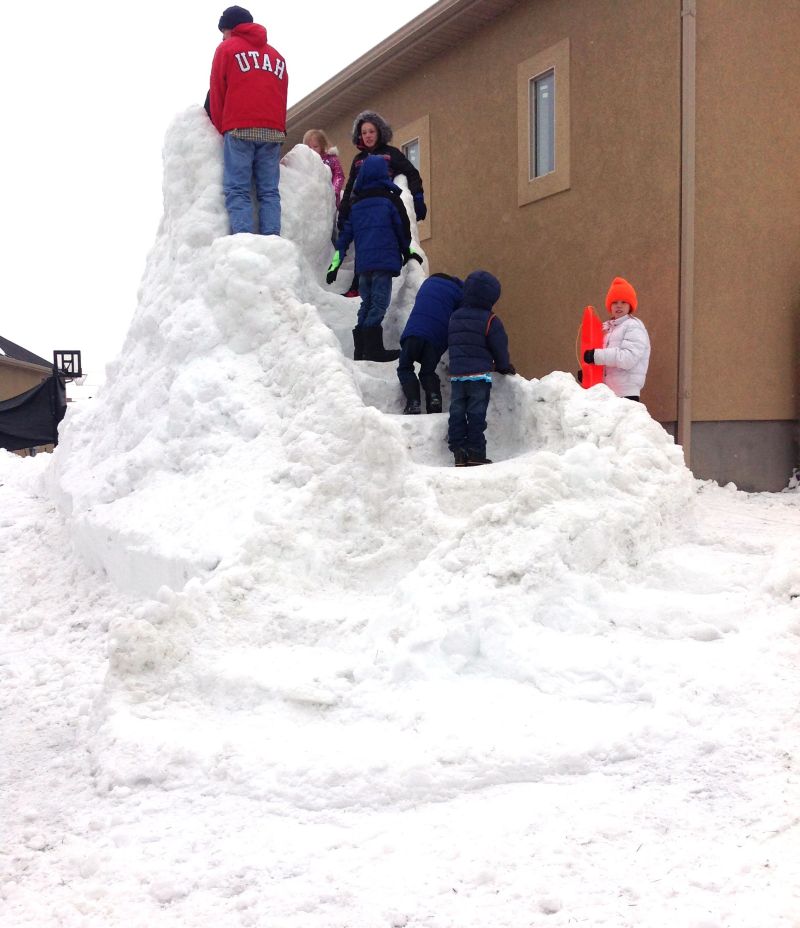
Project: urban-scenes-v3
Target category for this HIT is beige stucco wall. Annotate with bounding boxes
[302,0,799,429]
[0,361,49,402]
[315,0,681,423]
[693,0,800,422]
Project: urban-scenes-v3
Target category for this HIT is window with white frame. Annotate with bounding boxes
[402,138,420,170]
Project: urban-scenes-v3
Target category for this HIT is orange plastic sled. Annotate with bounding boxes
[578,305,604,389]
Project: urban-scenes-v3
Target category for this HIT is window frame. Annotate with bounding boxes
[402,137,421,171]
[396,114,431,241]
[517,38,571,206]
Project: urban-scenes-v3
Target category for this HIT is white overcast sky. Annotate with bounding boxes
[1,0,436,386]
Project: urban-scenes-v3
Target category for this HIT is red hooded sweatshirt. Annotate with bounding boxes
[209,23,288,135]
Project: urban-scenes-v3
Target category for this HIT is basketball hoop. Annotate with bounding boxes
[53,350,83,380]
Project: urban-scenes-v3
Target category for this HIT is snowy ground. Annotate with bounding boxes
[2,108,799,927]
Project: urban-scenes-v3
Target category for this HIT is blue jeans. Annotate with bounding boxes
[357,271,393,328]
[448,379,491,456]
[223,133,281,235]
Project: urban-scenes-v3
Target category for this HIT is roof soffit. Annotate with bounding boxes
[0,355,52,375]
[287,0,522,132]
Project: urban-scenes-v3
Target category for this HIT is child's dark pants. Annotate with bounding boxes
[448,380,491,456]
[396,336,443,394]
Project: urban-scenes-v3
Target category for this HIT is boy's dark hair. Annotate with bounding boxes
[430,273,463,287]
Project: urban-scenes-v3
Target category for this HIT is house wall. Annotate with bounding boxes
[693,0,800,423]
[300,0,800,487]
[0,361,50,402]
[691,421,798,492]
[319,0,681,424]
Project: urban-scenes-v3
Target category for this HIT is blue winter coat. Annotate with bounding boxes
[335,155,411,276]
[447,271,511,376]
[400,274,463,354]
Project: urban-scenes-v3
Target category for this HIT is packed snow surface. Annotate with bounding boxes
[2,107,799,927]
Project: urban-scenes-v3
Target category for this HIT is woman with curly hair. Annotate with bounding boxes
[338,111,427,298]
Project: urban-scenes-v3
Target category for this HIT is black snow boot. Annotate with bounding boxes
[402,379,421,415]
[362,325,400,362]
[424,390,442,414]
[352,326,364,361]
[466,452,493,466]
[453,449,469,467]
[420,373,442,413]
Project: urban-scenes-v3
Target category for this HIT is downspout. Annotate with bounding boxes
[677,0,697,462]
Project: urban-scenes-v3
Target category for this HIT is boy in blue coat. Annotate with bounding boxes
[326,154,418,362]
[447,270,516,466]
[397,273,463,414]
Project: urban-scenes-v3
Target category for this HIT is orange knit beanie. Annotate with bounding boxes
[605,277,638,313]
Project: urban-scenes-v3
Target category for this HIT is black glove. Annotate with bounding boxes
[576,369,583,384]
[413,194,427,222]
[583,349,595,364]
[498,365,516,376]
[403,247,423,266]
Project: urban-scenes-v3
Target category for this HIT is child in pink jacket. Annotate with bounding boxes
[303,128,345,207]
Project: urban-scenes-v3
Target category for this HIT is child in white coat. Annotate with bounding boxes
[584,276,651,401]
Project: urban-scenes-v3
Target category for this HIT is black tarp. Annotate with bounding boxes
[0,374,67,452]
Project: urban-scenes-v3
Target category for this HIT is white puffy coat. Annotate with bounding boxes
[594,314,651,398]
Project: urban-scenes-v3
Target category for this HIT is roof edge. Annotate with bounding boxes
[0,335,52,370]
[287,0,510,127]
[0,355,52,375]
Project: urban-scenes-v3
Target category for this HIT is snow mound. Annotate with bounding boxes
[45,106,696,807]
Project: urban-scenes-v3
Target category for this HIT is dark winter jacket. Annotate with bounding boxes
[338,111,425,226]
[335,155,411,276]
[400,274,464,354]
[447,271,512,376]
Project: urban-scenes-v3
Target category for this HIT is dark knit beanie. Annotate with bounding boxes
[218,6,253,31]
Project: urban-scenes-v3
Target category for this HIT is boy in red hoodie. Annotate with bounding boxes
[209,6,289,236]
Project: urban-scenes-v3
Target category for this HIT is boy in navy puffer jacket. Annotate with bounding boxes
[326,155,416,362]
[447,270,516,466]
[397,273,463,414]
